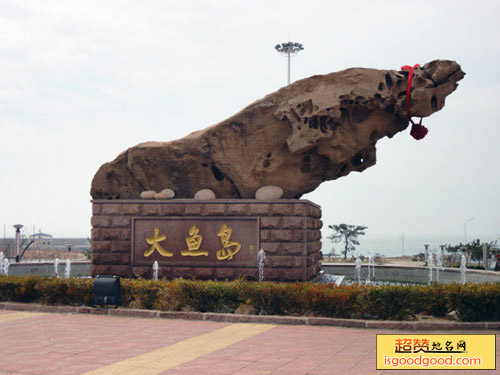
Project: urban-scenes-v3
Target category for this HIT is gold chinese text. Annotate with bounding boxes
[181,225,208,256]
[216,224,241,260]
[144,227,173,257]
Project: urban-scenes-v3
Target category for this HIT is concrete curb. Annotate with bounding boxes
[0,301,498,330]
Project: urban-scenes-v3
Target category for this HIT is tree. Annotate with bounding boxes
[444,239,484,266]
[327,224,367,259]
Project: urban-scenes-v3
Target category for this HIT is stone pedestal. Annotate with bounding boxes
[91,199,322,281]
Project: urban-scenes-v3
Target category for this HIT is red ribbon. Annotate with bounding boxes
[401,64,428,140]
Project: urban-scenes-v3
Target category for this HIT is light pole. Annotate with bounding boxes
[464,217,474,244]
[13,224,23,263]
[275,41,304,85]
[400,233,407,257]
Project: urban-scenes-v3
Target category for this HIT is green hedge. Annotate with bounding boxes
[1,275,499,322]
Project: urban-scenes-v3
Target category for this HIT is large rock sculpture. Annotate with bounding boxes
[91,60,464,200]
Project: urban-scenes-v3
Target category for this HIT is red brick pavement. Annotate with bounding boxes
[0,310,498,375]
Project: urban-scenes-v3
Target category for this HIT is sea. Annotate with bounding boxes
[322,233,499,258]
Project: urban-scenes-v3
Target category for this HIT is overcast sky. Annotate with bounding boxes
[1,0,499,255]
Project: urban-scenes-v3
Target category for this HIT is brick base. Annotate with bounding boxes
[91,199,322,281]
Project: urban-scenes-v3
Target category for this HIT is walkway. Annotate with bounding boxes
[0,310,498,375]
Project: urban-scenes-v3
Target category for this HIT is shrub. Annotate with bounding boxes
[1,275,499,322]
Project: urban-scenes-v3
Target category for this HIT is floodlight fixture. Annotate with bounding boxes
[275,41,304,85]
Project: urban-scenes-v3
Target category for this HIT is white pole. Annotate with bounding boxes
[464,217,474,244]
[287,51,291,85]
[400,233,406,256]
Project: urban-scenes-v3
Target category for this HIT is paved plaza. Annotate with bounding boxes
[0,310,498,375]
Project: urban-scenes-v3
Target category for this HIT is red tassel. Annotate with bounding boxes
[410,122,428,140]
[401,64,428,140]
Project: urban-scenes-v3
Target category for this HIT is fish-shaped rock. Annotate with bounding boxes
[91,60,464,199]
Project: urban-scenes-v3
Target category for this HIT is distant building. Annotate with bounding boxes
[29,232,53,248]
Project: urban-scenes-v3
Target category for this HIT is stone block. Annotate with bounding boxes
[307,241,322,253]
[238,267,258,280]
[91,228,101,240]
[305,218,315,229]
[39,305,78,313]
[121,203,141,215]
[101,253,123,264]
[120,229,131,241]
[226,204,249,215]
[184,204,202,215]
[112,216,131,227]
[260,216,281,229]
[192,267,215,279]
[282,216,304,229]
[261,267,281,280]
[159,311,204,321]
[314,207,322,218]
[142,204,161,216]
[260,230,270,242]
[292,230,306,242]
[247,203,270,215]
[161,203,184,215]
[268,255,291,268]
[311,230,322,241]
[109,309,158,319]
[91,215,110,228]
[270,203,293,216]
[306,254,316,267]
[274,316,309,325]
[110,240,130,252]
[91,253,102,263]
[5,302,40,312]
[204,313,257,323]
[366,321,415,330]
[101,228,122,240]
[172,267,196,279]
[415,322,456,331]
[270,229,294,242]
[132,266,152,278]
[202,204,226,216]
[283,268,304,281]
[92,240,111,252]
[215,268,237,279]
[78,307,109,315]
[293,256,305,267]
[100,228,131,241]
[307,317,367,328]
[293,203,307,216]
[92,203,102,215]
[107,265,131,277]
[282,242,305,255]
[487,322,500,330]
[260,242,282,254]
[157,266,172,279]
[102,203,121,215]
[91,264,112,275]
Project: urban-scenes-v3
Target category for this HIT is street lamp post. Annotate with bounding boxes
[464,217,474,244]
[275,41,304,85]
[400,233,407,257]
[13,224,23,263]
